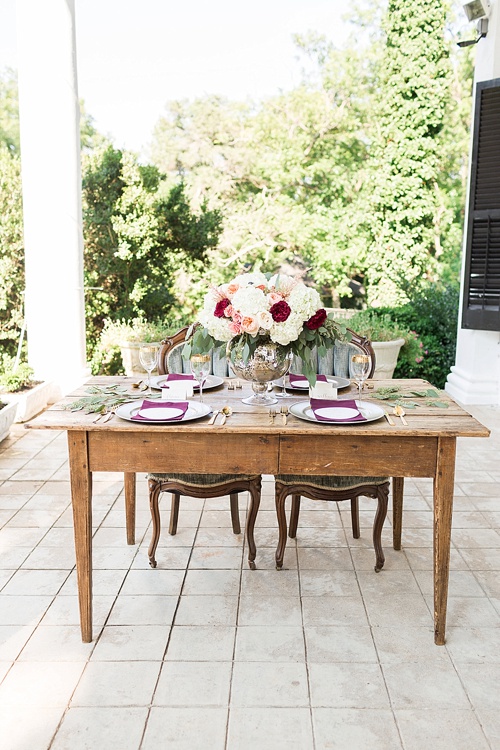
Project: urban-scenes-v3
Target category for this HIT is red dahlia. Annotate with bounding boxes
[214,298,230,318]
[305,309,327,330]
[270,300,291,322]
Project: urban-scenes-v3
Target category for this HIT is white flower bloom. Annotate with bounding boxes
[231,286,268,317]
[232,271,268,288]
[255,310,273,330]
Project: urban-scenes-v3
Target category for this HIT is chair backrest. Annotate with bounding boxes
[158,324,376,378]
[157,326,191,375]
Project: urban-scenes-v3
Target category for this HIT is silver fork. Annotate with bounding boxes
[280,405,289,425]
[268,409,276,424]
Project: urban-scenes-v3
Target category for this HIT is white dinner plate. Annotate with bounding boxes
[115,400,212,424]
[150,374,224,391]
[289,400,384,424]
[275,375,350,390]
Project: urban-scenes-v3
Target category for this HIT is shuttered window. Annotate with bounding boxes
[462,78,500,331]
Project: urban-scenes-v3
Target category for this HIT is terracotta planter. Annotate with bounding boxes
[2,380,54,422]
[371,338,405,380]
[0,401,18,441]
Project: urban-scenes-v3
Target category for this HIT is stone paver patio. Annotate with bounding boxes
[0,404,499,749]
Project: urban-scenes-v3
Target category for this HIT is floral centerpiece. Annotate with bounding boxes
[183,271,349,386]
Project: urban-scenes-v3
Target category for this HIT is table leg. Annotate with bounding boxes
[124,472,136,545]
[67,432,93,643]
[433,437,456,645]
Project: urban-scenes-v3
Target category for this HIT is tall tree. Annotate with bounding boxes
[82,145,222,355]
[363,0,451,305]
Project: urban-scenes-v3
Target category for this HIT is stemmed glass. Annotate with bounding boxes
[139,343,160,395]
[350,354,371,400]
[190,354,211,403]
[275,371,289,399]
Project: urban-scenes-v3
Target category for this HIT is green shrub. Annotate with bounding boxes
[346,309,424,373]
[365,283,459,388]
[90,317,181,375]
[0,354,36,392]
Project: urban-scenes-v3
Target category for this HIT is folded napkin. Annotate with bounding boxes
[310,398,367,423]
[131,399,189,422]
[289,373,327,387]
[162,373,195,382]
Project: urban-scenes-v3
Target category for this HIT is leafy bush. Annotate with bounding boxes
[90,317,181,375]
[0,354,36,392]
[346,309,424,372]
[361,283,459,387]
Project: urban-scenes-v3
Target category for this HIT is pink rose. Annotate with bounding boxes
[224,304,235,318]
[226,283,240,298]
[229,321,242,335]
[241,316,260,336]
[267,292,283,306]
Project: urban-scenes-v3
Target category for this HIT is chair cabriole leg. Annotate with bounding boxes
[148,480,162,568]
[275,483,288,569]
[169,492,180,535]
[246,479,261,570]
[230,492,241,535]
[289,494,300,538]
[373,483,389,572]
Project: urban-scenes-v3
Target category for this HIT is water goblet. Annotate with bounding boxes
[139,343,160,395]
[350,354,371,400]
[190,354,211,402]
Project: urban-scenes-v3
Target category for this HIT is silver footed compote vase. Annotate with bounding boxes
[227,336,292,406]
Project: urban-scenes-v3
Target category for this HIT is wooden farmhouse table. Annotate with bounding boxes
[27,377,490,645]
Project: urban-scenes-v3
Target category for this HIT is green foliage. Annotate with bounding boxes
[90,317,181,375]
[0,145,24,355]
[355,283,460,387]
[0,68,19,154]
[0,353,35,393]
[390,283,459,388]
[82,145,223,363]
[347,309,424,374]
[361,0,452,305]
[150,2,471,308]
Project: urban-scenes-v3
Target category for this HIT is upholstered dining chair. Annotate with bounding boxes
[146,325,262,570]
[274,328,396,572]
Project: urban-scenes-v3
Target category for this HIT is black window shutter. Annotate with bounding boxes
[462,78,500,331]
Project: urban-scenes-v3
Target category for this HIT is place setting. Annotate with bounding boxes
[287,353,385,425]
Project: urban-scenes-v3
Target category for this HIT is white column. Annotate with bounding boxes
[446,1,500,406]
[16,0,88,397]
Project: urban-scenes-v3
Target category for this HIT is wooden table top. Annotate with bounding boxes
[26,377,490,440]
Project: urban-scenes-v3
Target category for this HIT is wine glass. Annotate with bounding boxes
[139,343,160,395]
[190,354,211,402]
[275,371,289,399]
[350,354,371,400]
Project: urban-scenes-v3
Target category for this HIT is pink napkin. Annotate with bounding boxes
[310,398,367,423]
[289,373,328,387]
[131,399,189,422]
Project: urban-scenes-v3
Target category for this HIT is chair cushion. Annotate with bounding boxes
[276,474,389,490]
[148,473,259,488]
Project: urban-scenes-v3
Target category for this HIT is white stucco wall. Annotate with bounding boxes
[446,1,500,405]
[16,0,88,398]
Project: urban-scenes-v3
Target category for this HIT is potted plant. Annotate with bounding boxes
[94,318,177,377]
[0,400,18,441]
[0,354,54,422]
[346,310,423,379]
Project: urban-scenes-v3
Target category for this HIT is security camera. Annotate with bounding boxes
[463,0,491,22]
